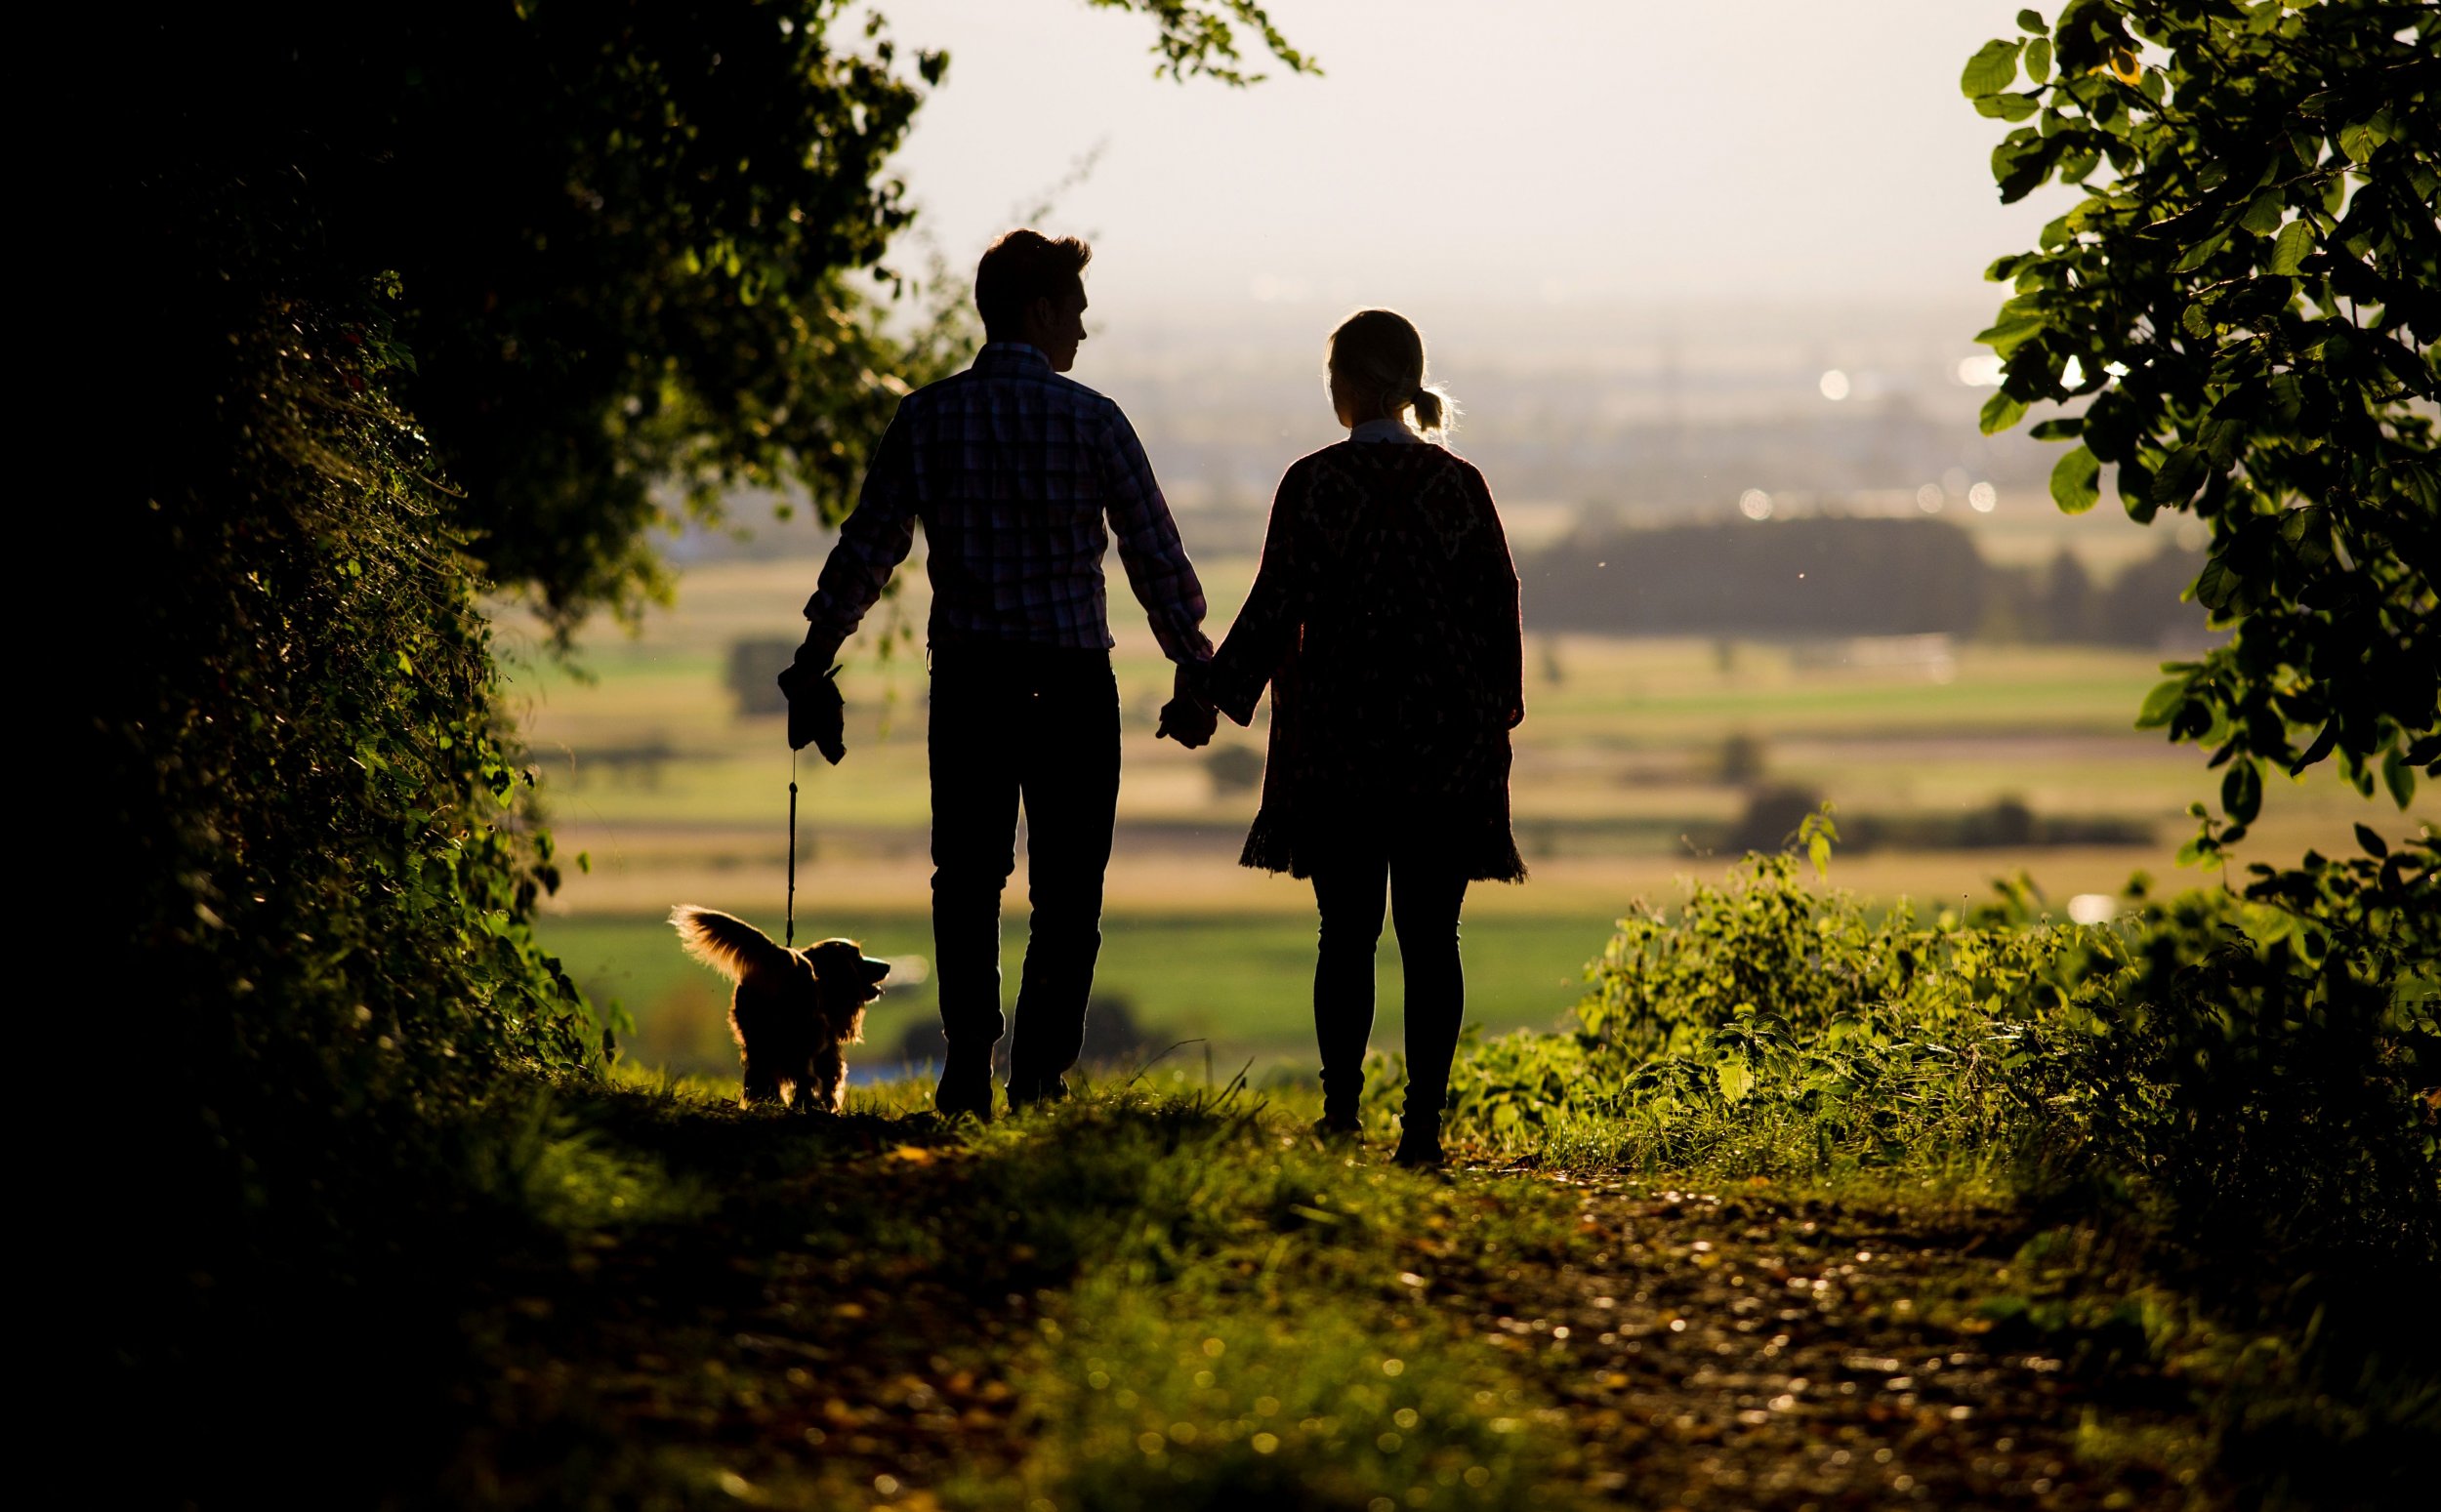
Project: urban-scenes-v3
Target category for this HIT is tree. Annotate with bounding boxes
[1963,1,2436,859]
[2040,545,2098,640]
[117,0,1314,633]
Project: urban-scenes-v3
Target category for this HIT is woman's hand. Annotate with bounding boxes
[1158,659,1220,748]
[1156,694,1218,748]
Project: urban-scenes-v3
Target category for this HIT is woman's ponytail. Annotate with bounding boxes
[1328,307,1456,441]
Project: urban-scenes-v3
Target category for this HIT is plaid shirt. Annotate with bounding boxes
[803,343,1211,664]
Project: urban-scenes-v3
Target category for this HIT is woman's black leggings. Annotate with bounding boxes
[1309,843,1469,1124]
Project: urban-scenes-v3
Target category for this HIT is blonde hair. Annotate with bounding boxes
[1328,307,1456,439]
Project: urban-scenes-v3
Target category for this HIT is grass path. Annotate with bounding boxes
[448,1077,2233,1509]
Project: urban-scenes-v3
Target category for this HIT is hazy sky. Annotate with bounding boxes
[863,0,2072,321]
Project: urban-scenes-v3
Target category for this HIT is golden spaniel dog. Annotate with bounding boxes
[670,906,890,1112]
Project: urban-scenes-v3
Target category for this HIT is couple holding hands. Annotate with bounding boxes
[778,229,1523,1167]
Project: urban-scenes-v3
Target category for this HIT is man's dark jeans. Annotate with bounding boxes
[1310,838,1470,1125]
[929,642,1120,1098]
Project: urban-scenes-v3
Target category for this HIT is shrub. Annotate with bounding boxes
[103,303,603,1498]
[1442,828,2440,1276]
[1409,849,2080,1175]
[2023,832,2441,1274]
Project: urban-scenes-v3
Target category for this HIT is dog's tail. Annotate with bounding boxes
[670,905,794,983]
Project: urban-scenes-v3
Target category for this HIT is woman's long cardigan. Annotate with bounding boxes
[1204,440,1527,883]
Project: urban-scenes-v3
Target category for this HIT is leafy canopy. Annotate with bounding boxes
[1964,0,2438,856]
[127,1,1313,633]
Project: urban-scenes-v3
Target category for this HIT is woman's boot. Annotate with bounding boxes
[1390,1113,1444,1169]
[1312,1073,1363,1144]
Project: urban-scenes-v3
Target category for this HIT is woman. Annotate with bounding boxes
[1195,308,1524,1167]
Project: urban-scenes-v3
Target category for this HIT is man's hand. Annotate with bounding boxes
[777,658,847,764]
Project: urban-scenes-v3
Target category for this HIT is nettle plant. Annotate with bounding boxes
[1963,1,2437,861]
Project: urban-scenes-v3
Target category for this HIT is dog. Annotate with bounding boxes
[670,906,890,1112]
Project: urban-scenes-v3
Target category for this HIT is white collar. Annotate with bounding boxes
[1348,417,1422,444]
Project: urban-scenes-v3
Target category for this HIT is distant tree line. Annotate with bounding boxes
[1522,515,2209,647]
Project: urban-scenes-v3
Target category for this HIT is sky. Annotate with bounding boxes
[860,0,2075,327]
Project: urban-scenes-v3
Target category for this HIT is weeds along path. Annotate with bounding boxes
[469,1084,2219,1509]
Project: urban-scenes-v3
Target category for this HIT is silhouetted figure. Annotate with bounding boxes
[779,228,1215,1120]
[1191,309,1525,1168]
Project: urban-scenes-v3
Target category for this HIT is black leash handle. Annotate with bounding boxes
[786,748,799,949]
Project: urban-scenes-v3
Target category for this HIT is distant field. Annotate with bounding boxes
[501,556,2409,919]
[508,547,2421,1083]
[544,909,1617,1083]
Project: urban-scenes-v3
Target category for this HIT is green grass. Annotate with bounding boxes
[291,1071,2259,1509]
[543,911,1620,1080]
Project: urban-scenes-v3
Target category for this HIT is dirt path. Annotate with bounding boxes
[1436,1174,2213,1509]
[470,1110,2221,1509]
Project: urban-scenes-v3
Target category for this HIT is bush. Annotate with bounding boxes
[100,303,603,1500]
[2024,834,2441,1274]
[1402,850,2080,1174]
[1441,831,2440,1276]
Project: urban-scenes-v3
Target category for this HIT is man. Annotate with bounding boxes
[779,228,1218,1120]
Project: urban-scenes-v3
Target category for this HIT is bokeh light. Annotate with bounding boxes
[1967,481,1998,512]
[1955,355,2004,386]
[2067,894,2118,925]
[1738,489,1773,520]
[1916,484,1944,512]
[1818,369,1851,401]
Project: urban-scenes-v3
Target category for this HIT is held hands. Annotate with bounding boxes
[1156,660,1219,750]
[777,638,847,764]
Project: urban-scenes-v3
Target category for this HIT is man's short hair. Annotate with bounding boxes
[974,229,1092,336]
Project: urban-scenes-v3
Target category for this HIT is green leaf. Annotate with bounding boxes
[1979,390,2029,434]
[1974,311,2046,356]
[2220,759,2261,825]
[2279,506,2334,571]
[2049,443,2102,513]
[2137,677,2188,729]
[2025,37,2052,82]
[2382,746,2415,808]
[2194,556,2240,611]
[2017,9,2047,35]
[2268,219,2314,274]
[2172,229,2229,273]
[1976,92,2042,121]
[2150,446,2210,508]
[1962,39,2023,98]
[2238,190,2285,234]
[1715,1056,1754,1102]
[2118,458,2159,523]
[2354,823,2387,859]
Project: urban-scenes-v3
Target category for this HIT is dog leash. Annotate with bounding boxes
[785,748,799,949]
